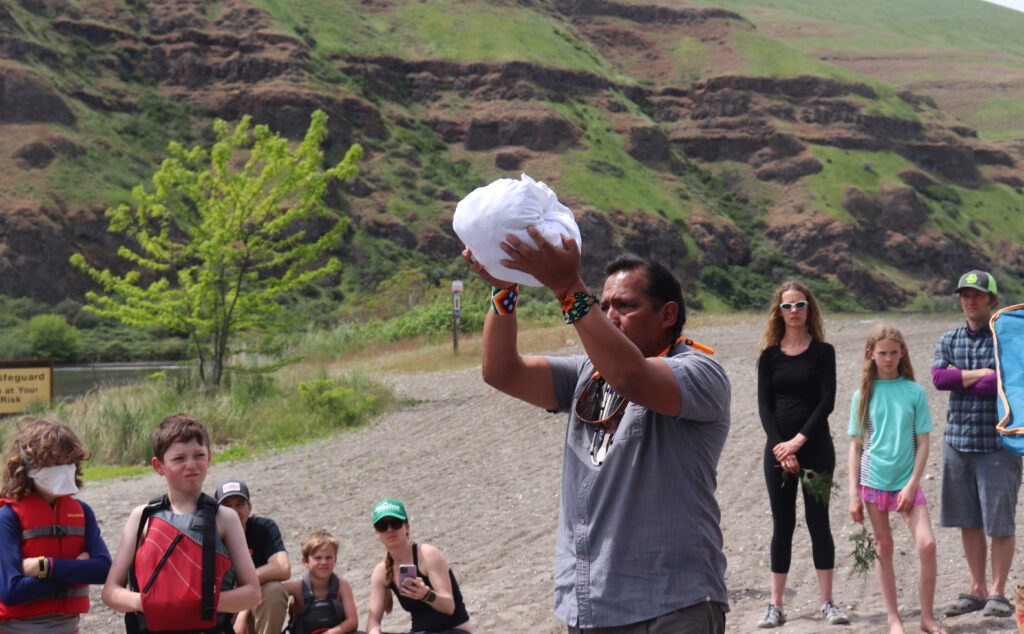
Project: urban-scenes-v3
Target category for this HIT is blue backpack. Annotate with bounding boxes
[993,304,1024,455]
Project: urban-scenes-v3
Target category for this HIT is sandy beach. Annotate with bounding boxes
[77,313,1023,633]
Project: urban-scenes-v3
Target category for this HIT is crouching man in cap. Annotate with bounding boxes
[216,479,291,634]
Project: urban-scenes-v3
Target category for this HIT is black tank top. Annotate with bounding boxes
[388,543,470,632]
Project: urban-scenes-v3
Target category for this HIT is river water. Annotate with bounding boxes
[53,363,192,400]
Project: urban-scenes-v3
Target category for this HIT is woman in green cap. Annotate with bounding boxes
[365,499,472,634]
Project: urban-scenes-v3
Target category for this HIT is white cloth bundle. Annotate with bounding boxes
[453,174,580,286]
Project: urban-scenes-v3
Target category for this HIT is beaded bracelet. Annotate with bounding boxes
[562,292,597,324]
[491,285,519,315]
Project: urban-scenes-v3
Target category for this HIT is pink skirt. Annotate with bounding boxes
[859,484,926,512]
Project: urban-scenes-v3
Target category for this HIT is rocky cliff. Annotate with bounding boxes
[1,0,1022,307]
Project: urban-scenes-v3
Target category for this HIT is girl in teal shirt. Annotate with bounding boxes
[847,325,946,634]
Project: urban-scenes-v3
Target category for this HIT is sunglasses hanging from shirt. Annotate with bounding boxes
[574,336,716,466]
[576,373,626,466]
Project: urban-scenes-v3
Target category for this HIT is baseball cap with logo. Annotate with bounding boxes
[956,270,998,295]
[215,479,250,504]
[372,498,407,525]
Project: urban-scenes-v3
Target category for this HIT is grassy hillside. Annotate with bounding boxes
[1,0,1024,316]
[684,0,1024,139]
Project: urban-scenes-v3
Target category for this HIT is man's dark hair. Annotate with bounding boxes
[604,257,686,338]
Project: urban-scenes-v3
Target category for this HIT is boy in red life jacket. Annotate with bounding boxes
[0,416,112,634]
[102,413,260,633]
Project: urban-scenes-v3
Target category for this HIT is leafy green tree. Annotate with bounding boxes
[28,314,83,363]
[71,110,362,387]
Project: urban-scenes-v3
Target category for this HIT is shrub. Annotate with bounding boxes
[28,314,83,363]
[0,328,33,360]
[298,371,386,428]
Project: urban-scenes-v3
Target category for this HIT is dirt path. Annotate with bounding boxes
[79,315,1021,633]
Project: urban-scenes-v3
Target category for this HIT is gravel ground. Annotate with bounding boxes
[78,314,1022,634]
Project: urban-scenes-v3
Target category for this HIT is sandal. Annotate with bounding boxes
[944,593,985,616]
[982,594,1013,617]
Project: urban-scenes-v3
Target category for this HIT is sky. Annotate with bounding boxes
[982,0,1024,12]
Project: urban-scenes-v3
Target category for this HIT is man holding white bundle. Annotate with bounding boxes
[457,175,731,634]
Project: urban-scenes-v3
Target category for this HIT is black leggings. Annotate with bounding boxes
[763,443,835,572]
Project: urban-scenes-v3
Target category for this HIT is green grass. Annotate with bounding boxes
[972,94,1024,140]
[250,0,630,83]
[667,36,712,84]
[799,147,1024,250]
[848,90,922,122]
[954,183,1024,242]
[853,252,930,295]
[83,464,151,480]
[732,32,869,81]
[730,30,929,125]
[548,101,685,218]
[394,1,624,79]
[689,0,1024,57]
[247,0,394,56]
[26,366,395,467]
[360,118,478,229]
[803,145,919,218]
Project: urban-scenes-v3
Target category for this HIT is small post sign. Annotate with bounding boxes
[451,279,463,354]
[0,361,54,415]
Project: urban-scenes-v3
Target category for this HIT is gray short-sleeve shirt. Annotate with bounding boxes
[547,343,731,628]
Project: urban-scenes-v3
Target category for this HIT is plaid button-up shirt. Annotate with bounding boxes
[932,322,1000,452]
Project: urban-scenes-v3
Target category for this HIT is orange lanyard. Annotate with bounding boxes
[593,336,715,382]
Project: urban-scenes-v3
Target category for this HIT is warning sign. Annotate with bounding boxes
[0,361,53,415]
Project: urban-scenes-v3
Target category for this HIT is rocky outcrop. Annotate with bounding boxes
[464,113,580,151]
[626,126,671,164]
[894,142,979,187]
[897,169,939,191]
[0,0,1020,309]
[361,217,417,250]
[0,204,122,303]
[829,182,992,300]
[554,0,744,25]
[11,134,84,170]
[767,218,908,310]
[689,216,750,268]
[756,154,823,183]
[674,131,805,163]
[0,68,76,125]
[569,209,688,282]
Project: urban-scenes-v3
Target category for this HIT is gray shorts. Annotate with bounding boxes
[940,445,1022,537]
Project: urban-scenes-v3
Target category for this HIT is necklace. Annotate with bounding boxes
[581,336,715,466]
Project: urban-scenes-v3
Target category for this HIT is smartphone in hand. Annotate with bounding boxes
[398,564,417,587]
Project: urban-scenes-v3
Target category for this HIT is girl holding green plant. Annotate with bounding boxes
[848,325,946,634]
[756,280,848,629]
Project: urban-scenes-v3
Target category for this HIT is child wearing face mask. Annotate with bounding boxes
[0,416,112,633]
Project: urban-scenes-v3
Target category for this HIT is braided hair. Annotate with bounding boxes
[383,551,396,614]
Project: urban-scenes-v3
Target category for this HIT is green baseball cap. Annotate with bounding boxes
[956,270,997,295]
[372,498,407,524]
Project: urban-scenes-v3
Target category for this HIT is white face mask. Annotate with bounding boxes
[28,464,79,497]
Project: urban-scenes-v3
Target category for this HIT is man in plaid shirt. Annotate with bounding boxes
[932,269,1021,619]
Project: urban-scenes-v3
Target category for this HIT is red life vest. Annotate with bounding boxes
[126,493,231,633]
[0,494,90,619]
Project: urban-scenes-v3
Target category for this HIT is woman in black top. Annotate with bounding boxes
[366,499,471,634]
[755,281,848,629]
